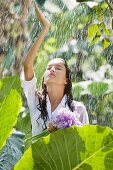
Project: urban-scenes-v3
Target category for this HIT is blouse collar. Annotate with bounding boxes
[46,94,67,121]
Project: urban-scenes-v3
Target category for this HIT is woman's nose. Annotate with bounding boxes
[50,66,55,72]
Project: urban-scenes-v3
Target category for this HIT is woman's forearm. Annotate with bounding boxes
[24,3,50,81]
[24,27,50,80]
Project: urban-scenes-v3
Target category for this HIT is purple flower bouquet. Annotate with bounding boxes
[51,107,82,129]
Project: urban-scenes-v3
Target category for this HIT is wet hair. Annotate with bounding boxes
[36,58,74,130]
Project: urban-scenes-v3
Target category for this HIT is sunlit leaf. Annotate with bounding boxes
[104,29,112,36]
[88,24,99,40]
[14,147,34,170]
[102,38,110,49]
[101,2,108,9]
[0,76,22,151]
[14,125,113,170]
[89,35,100,46]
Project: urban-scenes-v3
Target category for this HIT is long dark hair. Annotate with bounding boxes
[36,59,74,129]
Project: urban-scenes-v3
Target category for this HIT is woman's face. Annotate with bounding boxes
[44,59,67,86]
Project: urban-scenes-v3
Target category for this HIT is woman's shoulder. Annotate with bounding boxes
[71,100,86,109]
[71,100,87,115]
[20,69,37,90]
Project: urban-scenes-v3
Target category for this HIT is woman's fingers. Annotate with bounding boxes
[34,3,50,27]
[48,122,57,133]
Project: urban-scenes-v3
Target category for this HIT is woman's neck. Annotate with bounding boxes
[47,85,65,112]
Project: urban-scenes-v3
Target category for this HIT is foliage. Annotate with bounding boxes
[87,0,113,49]
[96,92,113,128]
[88,81,108,97]
[0,130,25,170]
[0,76,22,151]
[72,85,84,99]
[51,4,92,48]
[14,125,113,170]
[0,0,40,76]
[72,80,113,98]
[14,147,34,170]
[88,23,111,49]
[35,0,46,6]
[15,107,32,150]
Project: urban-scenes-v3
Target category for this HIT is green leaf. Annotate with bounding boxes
[25,129,48,143]
[15,109,31,137]
[101,2,108,9]
[0,76,22,151]
[0,130,25,170]
[14,125,113,169]
[102,38,111,49]
[89,35,100,46]
[104,29,112,36]
[72,85,83,99]
[14,147,34,170]
[88,24,99,40]
[88,81,108,97]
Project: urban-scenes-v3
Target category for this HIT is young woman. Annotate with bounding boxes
[21,3,89,136]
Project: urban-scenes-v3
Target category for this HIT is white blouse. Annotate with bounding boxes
[20,72,89,136]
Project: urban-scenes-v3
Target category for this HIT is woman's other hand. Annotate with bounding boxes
[48,122,57,133]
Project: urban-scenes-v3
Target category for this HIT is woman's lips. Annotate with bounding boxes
[47,72,56,77]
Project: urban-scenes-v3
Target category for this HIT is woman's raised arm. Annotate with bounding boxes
[24,3,50,80]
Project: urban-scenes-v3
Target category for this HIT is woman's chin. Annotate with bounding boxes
[45,79,57,85]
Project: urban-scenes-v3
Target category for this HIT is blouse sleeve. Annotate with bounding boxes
[20,70,47,136]
[20,70,38,115]
[72,101,89,125]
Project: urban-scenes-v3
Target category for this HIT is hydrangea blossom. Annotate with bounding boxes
[51,107,82,129]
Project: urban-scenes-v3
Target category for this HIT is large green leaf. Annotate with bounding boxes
[14,147,34,170]
[0,76,22,151]
[88,81,108,97]
[0,129,25,170]
[14,125,113,169]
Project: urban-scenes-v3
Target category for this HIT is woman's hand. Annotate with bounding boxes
[48,122,57,133]
[34,3,50,28]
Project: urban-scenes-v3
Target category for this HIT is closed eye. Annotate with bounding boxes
[46,66,62,70]
[46,67,51,70]
[56,67,61,70]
